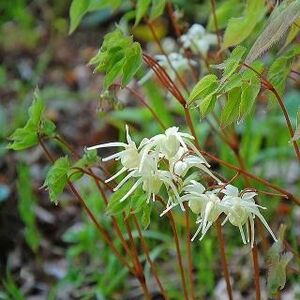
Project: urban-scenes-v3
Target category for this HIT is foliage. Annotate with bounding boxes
[4,0,300,298]
[245,0,300,64]
[222,0,266,49]
[17,164,41,252]
[267,225,293,296]
[43,156,70,204]
[7,89,55,150]
[89,29,142,89]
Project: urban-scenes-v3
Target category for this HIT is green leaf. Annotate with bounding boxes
[135,0,151,25]
[219,73,243,92]
[222,46,247,81]
[292,110,300,142]
[220,88,241,126]
[239,76,261,121]
[106,181,134,216]
[245,1,300,64]
[7,89,55,150]
[188,74,218,103]
[267,45,300,96]
[207,0,243,31]
[122,43,142,85]
[222,0,266,49]
[69,0,122,34]
[69,0,90,34]
[17,164,41,252]
[149,0,166,21]
[140,204,152,229]
[129,187,146,213]
[90,29,142,88]
[283,17,300,49]
[69,149,99,181]
[267,225,293,297]
[200,93,217,118]
[43,156,70,204]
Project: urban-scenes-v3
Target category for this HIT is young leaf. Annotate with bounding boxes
[188,74,218,104]
[43,156,70,204]
[222,0,266,49]
[122,43,142,85]
[7,89,55,150]
[245,0,300,64]
[220,88,241,126]
[90,29,142,89]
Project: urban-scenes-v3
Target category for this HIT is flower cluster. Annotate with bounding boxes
[88,126,276,247]
[138,53,196,85]
[180,24,218,57]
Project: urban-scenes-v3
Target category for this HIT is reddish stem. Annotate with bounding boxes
[252,243,261,300]
[216,219,233,300]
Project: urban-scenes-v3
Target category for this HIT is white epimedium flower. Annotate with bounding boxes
[171,150,221,183]
[139,127,195,169]
[87,125,140,183]
[189,189,223,241]
[180,24,218,57]
[138,53,196,85]
[220,185,277,247]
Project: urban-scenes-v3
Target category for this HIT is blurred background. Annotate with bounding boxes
[0,0,299,299]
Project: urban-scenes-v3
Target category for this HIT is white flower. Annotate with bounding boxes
[138,53,196,85]
[139,127,194,170]
[87,125,140,183]
[180,24,218,57]
[172,151,220,183]
[191,190,223,241]
[221,185,277,247]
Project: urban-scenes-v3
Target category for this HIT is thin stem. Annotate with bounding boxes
[67,182,132,271]
[235,151,269,253]
[93,178,133,258]
[166,2,199,81]
[157,196,188,300]
[185,108,201,149]
[146,20,189,93]
[184,203,196,300]
[215,219,233,300]
[111,83,166,130]
[38,136,133,271]
[124,218,151,299]
[209,0,221,49]
[168,211,189,300]
[55,135,134,257]
[251,243,261,300]
[132,215,169,299]
[242,63,300,161]
[269,86,300,161]
[200,150,300,205]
